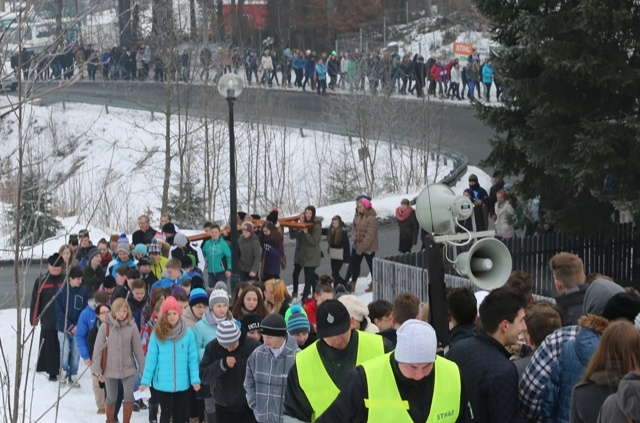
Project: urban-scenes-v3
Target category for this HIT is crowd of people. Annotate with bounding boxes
[13,42,504,101]
[28,190,640,423]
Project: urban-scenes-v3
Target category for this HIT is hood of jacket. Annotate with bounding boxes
[617,371,640,419]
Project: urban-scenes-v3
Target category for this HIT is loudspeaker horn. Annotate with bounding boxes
[454,238,512,290]
[415,184,474,234]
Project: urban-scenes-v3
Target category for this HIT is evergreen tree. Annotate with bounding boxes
[8,172,63,245]
[474,0,640,234]
[167,178,206,229]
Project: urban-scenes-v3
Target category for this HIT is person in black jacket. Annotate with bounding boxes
[132,215,156,246]
[549,252,588,326]
[199,320,261,423]
[316,320,472,423]
[447,287,528,423]
[395,199,420,253]
[324,216,351,289]
[30,253,66,381]
[446,287,478,349]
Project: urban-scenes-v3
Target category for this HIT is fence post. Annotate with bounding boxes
[427,241,450,348]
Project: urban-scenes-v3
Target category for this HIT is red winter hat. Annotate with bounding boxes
[161,296,183,317]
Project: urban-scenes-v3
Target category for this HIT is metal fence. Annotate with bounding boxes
[373,223,637,301]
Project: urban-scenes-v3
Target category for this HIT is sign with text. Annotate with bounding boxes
[454,42,474,61]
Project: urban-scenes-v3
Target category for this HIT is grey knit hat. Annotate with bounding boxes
[217,320,241,347]
[209,281,229,308]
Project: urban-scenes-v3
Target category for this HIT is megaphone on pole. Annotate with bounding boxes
[454,238,512,290]
[414,184,473,234]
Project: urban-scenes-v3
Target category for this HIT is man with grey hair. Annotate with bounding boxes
[132,215,156,246]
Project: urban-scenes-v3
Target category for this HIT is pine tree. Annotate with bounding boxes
[167,178,206,229]
[474,0,640,234]
[8,172,63,245]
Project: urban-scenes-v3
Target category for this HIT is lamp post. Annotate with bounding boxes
[217,73,244,292]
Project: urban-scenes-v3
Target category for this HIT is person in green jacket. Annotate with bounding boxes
[202,224,232,288]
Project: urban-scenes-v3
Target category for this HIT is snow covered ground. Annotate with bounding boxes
[0,100,452,259]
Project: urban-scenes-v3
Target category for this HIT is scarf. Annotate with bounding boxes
[395,206,414,222]
[204,308,227,327]
[241,306,254,316]
[166,318,187,342]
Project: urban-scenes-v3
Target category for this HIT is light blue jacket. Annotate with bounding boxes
[140,328,201,392]
[202,238,232,274]
[193,316,240,360]
[482,64,494,83]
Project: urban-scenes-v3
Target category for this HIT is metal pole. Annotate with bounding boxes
[227,96,240,293]
[383,15,386,48]
[427,240,450,349]
[406,0,409,24]
[359,28,362,53]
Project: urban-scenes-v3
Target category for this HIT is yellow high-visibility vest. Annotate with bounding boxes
[362,353,461,423]
[297,331,385,421]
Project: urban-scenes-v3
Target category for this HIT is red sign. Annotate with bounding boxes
[453,42,474,57]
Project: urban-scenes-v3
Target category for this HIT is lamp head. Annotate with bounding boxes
[217,73,244,99]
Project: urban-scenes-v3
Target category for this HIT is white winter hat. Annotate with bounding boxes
[338,295,369,322]
[395,320,437,364]
[635,312,640,333]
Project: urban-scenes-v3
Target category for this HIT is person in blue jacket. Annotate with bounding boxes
[201,225,232,287]
[303,51,316,91]
[482,59,494,102]
[292,50,307,89]
[315,58,328,95]
[55,265,88,387]
[76,290,110,414]
[140,296,201,422]
[151,258,187,292]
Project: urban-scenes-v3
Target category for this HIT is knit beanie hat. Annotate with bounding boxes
[217,320,241,347]
[174,232,188,247]
[355,194,371,202]
[602,292,640,322]
[103,275,117,289]
[338,295,370,323]
[241,313,262,333]
[134,244,148,255]
[116,233,130,254]
[88,247,101,262]
[191,275,205,289]
[260,314,288,337]
[48,253,63,267]
[395,320,437,364]
[161,296,183,317]
[154,231,164,241]
[189,288,209,308]
[138,256,152,266]
[242,221,254,232]
[162,223,176,234]
[68,266,83,279]
[148,239,161,254]
[583,279,625,316]
[287,304,311,335]
[316,300,351,339]
[468,174,479,182]
[209,281,230,307]
[171,284,187,298]
[266,208,279,224]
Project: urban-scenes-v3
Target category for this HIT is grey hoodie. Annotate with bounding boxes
[597,371,640,423]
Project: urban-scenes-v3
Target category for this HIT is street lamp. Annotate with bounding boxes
[217,73,244,292]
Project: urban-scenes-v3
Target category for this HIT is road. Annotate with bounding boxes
[3,81,497,309]
[32,80,495,166]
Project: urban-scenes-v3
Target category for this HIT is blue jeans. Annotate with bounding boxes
[58,331,80,377]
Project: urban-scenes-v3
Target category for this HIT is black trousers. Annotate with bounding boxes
[37,328,60,378]
[346,249,375,282]
[301,266,318,299]
[157,389,189,423]
[215,404,256,423]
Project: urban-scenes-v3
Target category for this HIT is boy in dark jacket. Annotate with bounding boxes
[200,320,261,422]
[55,265,88,387]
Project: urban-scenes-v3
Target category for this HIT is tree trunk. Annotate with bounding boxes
[190,0,198,39]
[216,0,224,42]
[237,0,245,45]
[55,0,63,36]
[119,0,133,46]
